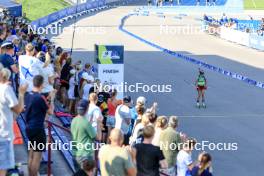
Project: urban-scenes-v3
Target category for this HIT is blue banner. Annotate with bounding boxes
[30,0,106,29]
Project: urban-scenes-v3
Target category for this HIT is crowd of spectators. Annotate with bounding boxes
[0,8,214,176]
[204,13,264,36]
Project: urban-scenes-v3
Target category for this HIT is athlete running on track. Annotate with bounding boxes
[195,69,207,108]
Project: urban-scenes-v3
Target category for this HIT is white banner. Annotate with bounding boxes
[98,64,124,99]
[220,26,250,47]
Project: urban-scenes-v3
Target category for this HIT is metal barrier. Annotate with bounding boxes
[46,120,71,176]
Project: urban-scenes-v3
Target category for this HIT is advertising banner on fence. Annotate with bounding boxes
[95,44,124,99]
[249,34,264,51]
[220,26,250,47]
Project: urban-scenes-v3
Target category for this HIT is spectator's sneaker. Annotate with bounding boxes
[202,102,206,108]
[196,102,200,108]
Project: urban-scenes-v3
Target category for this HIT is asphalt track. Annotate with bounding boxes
[52,6,264,176]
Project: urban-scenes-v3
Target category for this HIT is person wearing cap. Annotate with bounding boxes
[195,69,207,108]
[0,41,18,89]
[129,96,147,135]
[115,95,133,145]
[80,72,94,101]
[159,116,182,176]
[71,99,101,169]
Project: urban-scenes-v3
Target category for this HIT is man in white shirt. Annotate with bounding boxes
[177,138,196,176]
[18,43,42,92]
[115,96,132,145]
[81,72,94,100]
[85,93,103,134]
[0,66,27,176]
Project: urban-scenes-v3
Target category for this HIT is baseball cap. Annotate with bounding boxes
[136,96,146,105]
[123,95,132,103]
[1,41,14,49]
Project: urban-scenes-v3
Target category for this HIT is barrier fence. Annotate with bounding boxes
[203,22,264,51]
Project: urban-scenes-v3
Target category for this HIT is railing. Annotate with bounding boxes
[46,120,71,176]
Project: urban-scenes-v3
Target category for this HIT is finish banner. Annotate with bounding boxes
[95,44,124,98]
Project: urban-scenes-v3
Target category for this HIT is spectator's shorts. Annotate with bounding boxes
[26,128,47,152]
[106,116,116,127]
[197,85,206,91]
[0,140,15,170]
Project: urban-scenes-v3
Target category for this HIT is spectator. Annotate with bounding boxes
[73,157,96,176]
[24,75,55,176]
[96,84,111,143]
[41,38,49,53]
[130,96,146,133]
[177,138,197,176]
[99,128,137,176]
[85,93,104,135]
[133,125,168,176]
[80,72,94,101]
[145,102,158,125]
[0,66,27,176]
[0,28,6,46]
[71,99,101,169]
[60,57,73,106]
[115,95,133,145]
[130,112,150,145]
[37,52,55,98]
[106,89,120,133]
[152,115,168,146]
[0,42,18,78]
[68,69,77,114]
[191,152,213,176]
[78,63,92,82]
[19,43,42,92]
[132,102,145,127]
[159,116,182,176]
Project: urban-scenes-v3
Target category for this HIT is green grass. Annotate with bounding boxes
[244,0,264,10]
[16,0,70,21]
